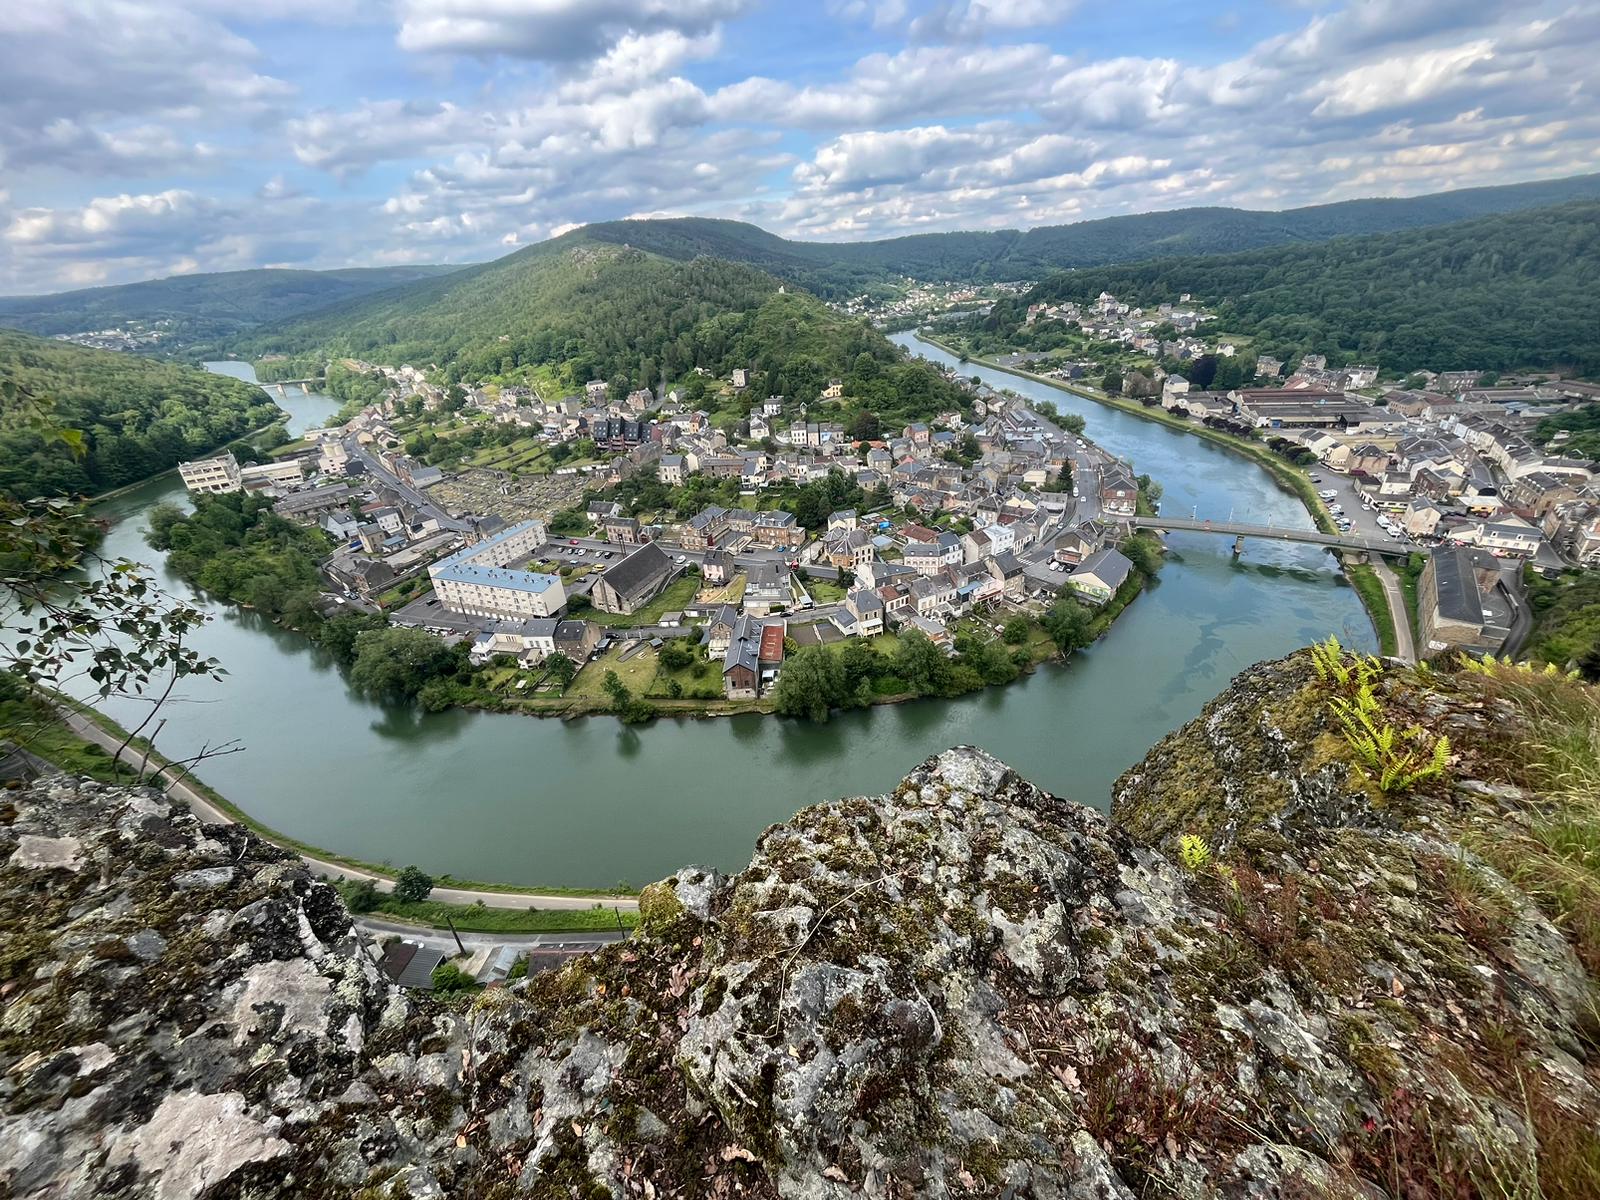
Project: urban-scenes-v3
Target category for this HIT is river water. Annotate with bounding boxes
[78,351,1373,888]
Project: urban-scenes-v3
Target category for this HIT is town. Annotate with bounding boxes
[177,358,1159,713]
[930,287,1600,660]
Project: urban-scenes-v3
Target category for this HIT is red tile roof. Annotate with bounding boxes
[758,625,786,663]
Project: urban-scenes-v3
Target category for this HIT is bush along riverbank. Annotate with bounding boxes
[919,332,1403,655]
[144,488,1167,726]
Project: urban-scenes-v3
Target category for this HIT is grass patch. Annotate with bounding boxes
[0,695,124,783]
[1457,661,1600,979]
[566,642,661,699]
[1345,563,1398,657]
[337,883,638,933]
[804,577,849,604]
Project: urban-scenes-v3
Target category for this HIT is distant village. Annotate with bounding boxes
[949,287,1600,659]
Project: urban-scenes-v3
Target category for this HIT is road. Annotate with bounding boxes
[55,703,637,912]
[1372,560,1417,664]
[354,917,630,953]
[346,437,471,532]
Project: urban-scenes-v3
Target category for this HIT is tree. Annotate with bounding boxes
[1101,368,1124,395]
[349,627,457,702]
[543,651,577,689]
[393,865,434,903]
[770,645,848,721]
[1041,594,1093,653]
[658,641,693,671]
[1059,412,1087,435]
[894,630,951,695]
[345,879,381,912]
[1003,617,1030,645]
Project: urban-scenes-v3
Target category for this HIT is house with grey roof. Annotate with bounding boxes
[589,542,675,614]
[1067,547,1134,605]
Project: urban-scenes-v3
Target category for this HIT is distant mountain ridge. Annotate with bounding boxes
[565,172,1600,297]
[0,264,465,343]
[3,173,1595,339]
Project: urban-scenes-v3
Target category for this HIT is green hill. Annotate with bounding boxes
[570,173,1600,296]
[0,264,466,344]
[245,239,967,419]
[0,329,280,500]
[968,201,1600,376]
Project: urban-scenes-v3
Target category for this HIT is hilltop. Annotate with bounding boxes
[568,172,1600,297]
[972,200,1600,375]
[0,264,463,345]
[0,329,280,500]
[243,239,967,409]
[4,646,1598,1197]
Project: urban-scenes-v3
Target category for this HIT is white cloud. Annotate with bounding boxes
[393,0,749,61]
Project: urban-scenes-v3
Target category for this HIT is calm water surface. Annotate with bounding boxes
[76,352,1373,887]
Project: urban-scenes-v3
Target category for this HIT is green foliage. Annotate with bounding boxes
[543,651,578,689]
[990,202,1600,374]
[393,865,435,903]
[1524,569,1600,675]
[0,329,280,499]
[1536,405,1600,463]
[242,240,969,421]
[601,667,655,724]
[348,627,460,702]
[344,878,381,913]
[1002,617,1030,645]
[771,644,854,721]
[430,962,478,995]
[151,492,330,622]
[657,641,694,671]
[1041,593,1094,653]
[1312,640,1450,794]
[1177,834,1212,872]
[551,177,1600,297]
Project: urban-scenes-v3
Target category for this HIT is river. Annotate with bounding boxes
[78,351,1373,888]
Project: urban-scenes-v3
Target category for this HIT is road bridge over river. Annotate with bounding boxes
[1131,515,1412,557]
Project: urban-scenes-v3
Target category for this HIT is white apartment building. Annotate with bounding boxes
[178,453,243,495]
[428,520,565,620]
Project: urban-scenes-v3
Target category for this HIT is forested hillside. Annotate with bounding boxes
[572,172,1600,297]
[243,241,968,412]
[0,330,280,499]
[973,202,1600,375]
[0,264,463,345]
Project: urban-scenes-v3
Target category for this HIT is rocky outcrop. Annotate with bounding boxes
[2,652,1598,1198]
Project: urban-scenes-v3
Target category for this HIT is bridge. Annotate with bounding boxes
[269,379,322,394]
[1131,515,1411,557]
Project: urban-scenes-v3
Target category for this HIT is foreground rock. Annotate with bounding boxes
[2,651,1597,1197]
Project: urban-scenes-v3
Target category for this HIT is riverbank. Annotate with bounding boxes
[918,332,1403,656]
[10,687,639,920]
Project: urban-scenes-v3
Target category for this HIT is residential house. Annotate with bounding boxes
[603,514,642,545]
[845,589,885,637]
[1067,547,1134,604]
[1098,468,1138,518]
[825,528,876,570]
[743,560,791,616]
[1404,499,1443,538]
[701,549,734,586]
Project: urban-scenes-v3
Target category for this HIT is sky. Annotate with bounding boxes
[1,0,1597,294]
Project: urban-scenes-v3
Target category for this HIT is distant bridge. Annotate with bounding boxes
[1131,515,1411,557]
[270,379,322,393]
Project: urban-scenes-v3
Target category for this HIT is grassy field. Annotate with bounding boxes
[336,883,638,933]
[805,577,849,603]
[566,642,663,699]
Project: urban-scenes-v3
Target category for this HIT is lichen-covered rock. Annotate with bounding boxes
[2,652,1598,1198]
